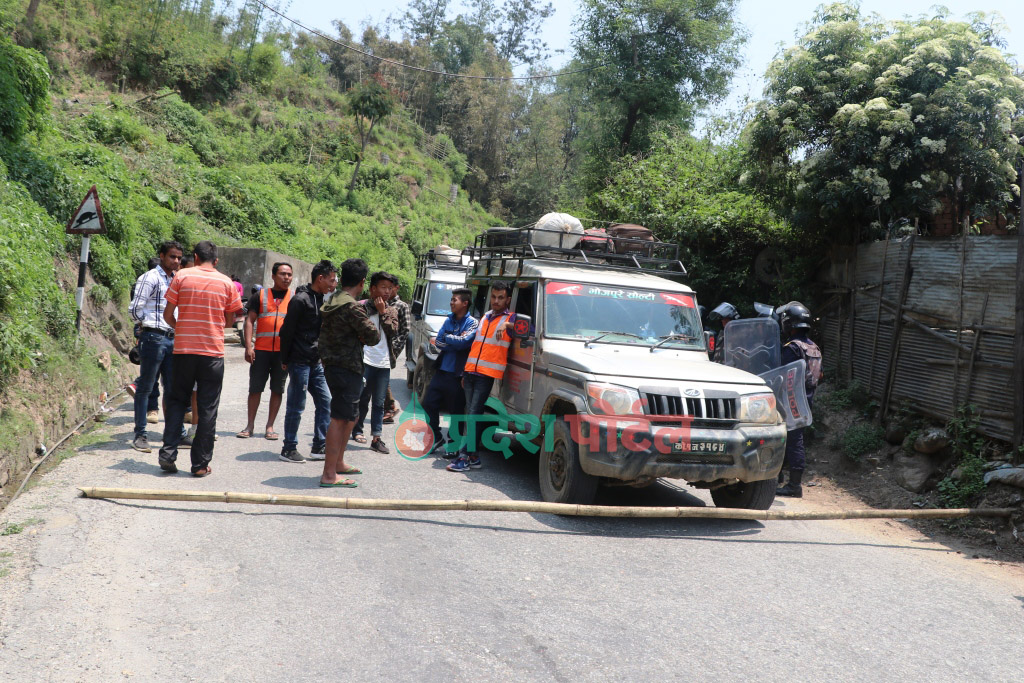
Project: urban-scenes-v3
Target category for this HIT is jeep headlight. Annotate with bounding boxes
[738,393,777,424]
[585,383,642,416]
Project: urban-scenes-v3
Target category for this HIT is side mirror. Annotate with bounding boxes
[704,330,715,355]
[509,315,532,340]
[411,300,423,318]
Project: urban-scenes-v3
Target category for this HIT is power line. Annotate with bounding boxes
[249,0,605,82]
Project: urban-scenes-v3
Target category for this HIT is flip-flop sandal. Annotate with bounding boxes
[351,434,367,444]
[319,479,358,488]
[193,466,212,478]
[236,429,252,439]
[264,430,279,440]
[336,466,362,475]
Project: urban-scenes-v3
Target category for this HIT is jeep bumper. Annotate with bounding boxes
[575,417,787,484]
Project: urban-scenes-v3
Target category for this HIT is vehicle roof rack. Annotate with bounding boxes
[416,250,468,276]
[465,226,687,279]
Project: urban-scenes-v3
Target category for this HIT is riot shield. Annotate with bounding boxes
[721,318,781,375]
[758,360,813,430]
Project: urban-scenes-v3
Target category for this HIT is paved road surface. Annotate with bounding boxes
[2,352,1023,681]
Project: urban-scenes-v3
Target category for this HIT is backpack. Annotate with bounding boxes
[580,228,612,252]
[787,339,822,392]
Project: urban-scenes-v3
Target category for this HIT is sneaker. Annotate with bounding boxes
[132,436,151,453]
[279,449,306,463]
[147,410,159,424]
[467,456,482,469]
[179,434,193,449]
[307,445,326,461]
[126,382,137,398]
[446,456,471,472]
[370,437,389,454]
[158,457,177,473]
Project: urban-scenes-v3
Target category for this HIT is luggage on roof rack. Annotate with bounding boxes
[466,225,686,277]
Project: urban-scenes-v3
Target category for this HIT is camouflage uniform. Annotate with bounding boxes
[389,295,411,361]
[319,292,396,373]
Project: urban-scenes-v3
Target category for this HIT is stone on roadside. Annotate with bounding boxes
[913,427,950,455]
[884,422,907,445]
[983,467,1024,489]
[894,451,939,493]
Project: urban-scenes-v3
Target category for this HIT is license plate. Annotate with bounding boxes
[673,440,726,454]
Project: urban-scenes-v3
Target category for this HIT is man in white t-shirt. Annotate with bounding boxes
[350,272,399,453]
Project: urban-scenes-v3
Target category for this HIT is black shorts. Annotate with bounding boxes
[324,365,364,421]
[249,350,286,394]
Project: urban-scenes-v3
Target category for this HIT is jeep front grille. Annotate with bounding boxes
[642,393,737,423]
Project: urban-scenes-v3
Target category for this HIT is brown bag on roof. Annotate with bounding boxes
[608,224,654,255]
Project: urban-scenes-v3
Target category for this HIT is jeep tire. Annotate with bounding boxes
[710,477,776,510]
[412,355,434,405]
[539,419,598,505]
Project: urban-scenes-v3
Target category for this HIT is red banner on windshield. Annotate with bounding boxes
[546,282,695,308]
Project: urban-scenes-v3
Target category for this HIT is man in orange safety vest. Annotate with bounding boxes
[447,280,514,473]
[238,262,293,440]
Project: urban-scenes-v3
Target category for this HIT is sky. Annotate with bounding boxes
[283,0,1024,112]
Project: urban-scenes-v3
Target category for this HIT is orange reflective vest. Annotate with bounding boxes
[254,288,292,352]
[464,311,513,379]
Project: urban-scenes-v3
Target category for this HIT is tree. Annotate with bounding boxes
[747,3,1024,240]
[0,35,50,144]
[592,130,796,305]
[347,78,397,197]
[572,0,743,155]
[400,0,451,43]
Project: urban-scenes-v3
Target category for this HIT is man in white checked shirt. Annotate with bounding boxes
[128,240,183,453]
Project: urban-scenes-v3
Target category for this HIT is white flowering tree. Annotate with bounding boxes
[747,3,1024,238]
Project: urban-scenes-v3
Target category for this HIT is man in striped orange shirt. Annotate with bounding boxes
[158,241,243,477]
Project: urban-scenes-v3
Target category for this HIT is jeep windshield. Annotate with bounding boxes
[543,281,703,350]
[425,282,462,316]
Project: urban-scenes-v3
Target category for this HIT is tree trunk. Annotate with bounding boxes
[620,102,641,152]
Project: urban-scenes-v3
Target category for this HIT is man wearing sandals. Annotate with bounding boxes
[317,259,397,487]
[238,262,293,443]
[158,241,243,477]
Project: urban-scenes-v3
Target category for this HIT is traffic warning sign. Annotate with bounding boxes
[66,186,106,235]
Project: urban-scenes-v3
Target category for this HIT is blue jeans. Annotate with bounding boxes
[353,365,390,438]
[461,373,495,456]
[282,362,331,452]
[134,330,174,438]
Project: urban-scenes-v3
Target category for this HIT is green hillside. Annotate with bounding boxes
[0,1,494,383]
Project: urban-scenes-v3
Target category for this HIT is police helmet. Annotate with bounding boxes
[780,302,812,334]
[708,302,739,322]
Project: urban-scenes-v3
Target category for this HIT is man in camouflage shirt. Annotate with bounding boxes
[317,258,398,487]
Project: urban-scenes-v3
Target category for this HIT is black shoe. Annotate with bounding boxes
[158,457,178,473]
[308,445,326,461]
[776,469,803,497]
[279,449,306,463]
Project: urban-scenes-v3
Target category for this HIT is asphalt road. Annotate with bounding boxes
[2,351,1023,682]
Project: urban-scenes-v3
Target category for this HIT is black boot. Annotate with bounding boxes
[778,469,786,484]
[776,468,803,497]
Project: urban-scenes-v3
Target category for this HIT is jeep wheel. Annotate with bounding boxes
[412,356,434,405]
[710,477,776,510]
[539,419,598,505]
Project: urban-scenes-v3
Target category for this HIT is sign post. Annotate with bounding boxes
[65,186,107,332]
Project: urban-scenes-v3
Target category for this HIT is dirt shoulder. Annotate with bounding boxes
[799,383,1024,565]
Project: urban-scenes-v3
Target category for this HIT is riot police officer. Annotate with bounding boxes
[776,302,822,497]
[707,302,740,363]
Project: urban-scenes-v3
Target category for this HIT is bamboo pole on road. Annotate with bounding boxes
[78,487,1017,522]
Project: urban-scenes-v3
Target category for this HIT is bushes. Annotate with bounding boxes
[0,37,50,144]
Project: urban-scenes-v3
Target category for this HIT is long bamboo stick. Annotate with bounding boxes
[77,488,1017,521]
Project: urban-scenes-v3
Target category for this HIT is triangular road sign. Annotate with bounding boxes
[66,185,106,235]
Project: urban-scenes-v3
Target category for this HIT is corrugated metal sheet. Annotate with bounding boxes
[819,235,1017,442]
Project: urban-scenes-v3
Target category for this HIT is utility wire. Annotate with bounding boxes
[249,0,606,82]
